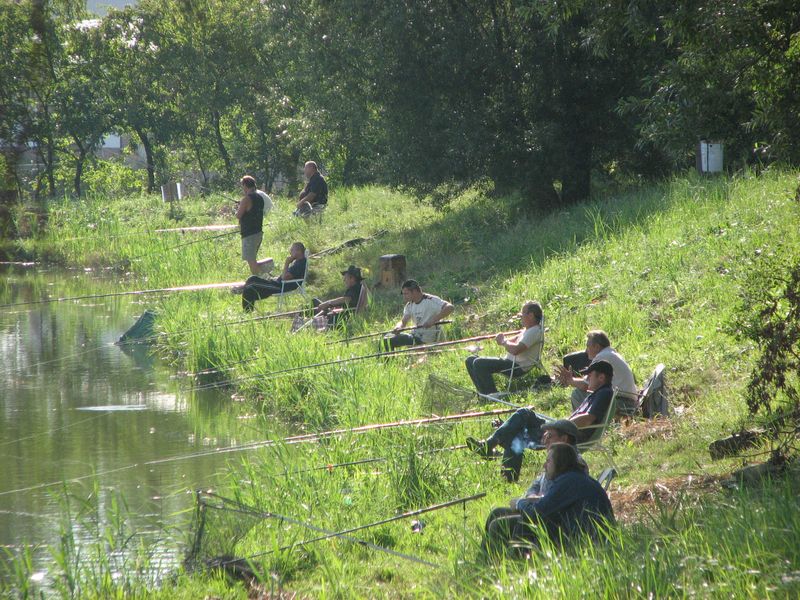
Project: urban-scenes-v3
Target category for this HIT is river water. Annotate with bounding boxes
[0,265,260,587]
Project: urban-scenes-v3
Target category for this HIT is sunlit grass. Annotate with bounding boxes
[5,169,800,597]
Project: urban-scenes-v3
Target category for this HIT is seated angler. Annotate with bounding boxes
[464,301,544,397]
[483,419,588,549]
[554,329,637,415]
[467,360,614,482]
[240,242,307,312]
[483,443,614,556]
[382,279,454,350]
[294,161,328,217]
[312,265,365,327]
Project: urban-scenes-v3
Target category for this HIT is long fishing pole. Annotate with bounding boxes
[198,492,444,568]
[326,320,453,345]
[120,228,240,264]
[186,343,459,378]
[0,407,514,498]
[213,491,487,563]
[0,280,242,310]
[188,330,519,389]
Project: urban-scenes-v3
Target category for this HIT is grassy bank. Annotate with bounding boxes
[5,170,800,597]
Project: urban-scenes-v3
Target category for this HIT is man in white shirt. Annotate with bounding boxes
[383,280,454,350]
[555,329,637,415]
[465,301,544,396]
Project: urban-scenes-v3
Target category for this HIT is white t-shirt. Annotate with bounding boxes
[594,346,637,399]
[403,294,448,343]
[256,190,273,215]
[505,325,543,369]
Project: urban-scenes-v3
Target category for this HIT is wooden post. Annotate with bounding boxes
[379,254,406,288]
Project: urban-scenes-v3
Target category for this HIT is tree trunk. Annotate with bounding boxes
[190,134,209,192]
[135,126,156,193]
[73,139,86,198]
[211,110,233,182]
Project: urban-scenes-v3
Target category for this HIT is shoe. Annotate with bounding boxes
[312,298,322,308]
[230,285,244,294]
[466,437,493,458]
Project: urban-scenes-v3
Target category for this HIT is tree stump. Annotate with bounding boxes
[379,254,406,288]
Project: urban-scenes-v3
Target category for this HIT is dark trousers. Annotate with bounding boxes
[486,407,545,482]
[241,276,299,312]
[483,507,540,555]
[465,356,528,395]
[382,332,421,351]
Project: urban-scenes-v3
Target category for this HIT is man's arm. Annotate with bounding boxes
[280,256,294,280]
[555,365,590,391]
[236,195,252,221]
[496,329,527,355]
[315,295,349,313]
[421,301,454,328]
[570,413,598,429]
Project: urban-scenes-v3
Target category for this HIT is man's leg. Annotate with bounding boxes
[500,447,524,483]
[487,408,544,449]
[483,511,524,555]
[241,276,281,312]
[466,357,516,395]
[384,332,418,351]
[241,233,263,275]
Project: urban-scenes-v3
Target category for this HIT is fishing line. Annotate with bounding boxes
[197,493,441,568]
[118,228,240,265]
[203,491,485,565]
[0,341,119,378]
[186,331,518,390]
[325,320,453,345]
[0,408,514,498]
[0,411,113,448]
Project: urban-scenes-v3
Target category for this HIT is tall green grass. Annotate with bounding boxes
[6,169,800,597]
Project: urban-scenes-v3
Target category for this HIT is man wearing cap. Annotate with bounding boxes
[464,301,544,396]
[467,360,615,481]
[382,280,454,350]
[312,265,365,326]
[483,420,588,551]
[555,330,637,415]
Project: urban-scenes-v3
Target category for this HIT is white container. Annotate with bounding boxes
[697,141,723,173]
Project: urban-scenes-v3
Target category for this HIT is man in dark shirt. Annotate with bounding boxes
[240,242,307,312]
[237,175,265,275]
[294,161,328,216]
[312,265,364,326]
[467,361,615,481]
[484,443,614,555]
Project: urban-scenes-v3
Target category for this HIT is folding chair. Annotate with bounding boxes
[576,390,618,469]
[276,250,310,309]
[595,467,617,491]
[504,319,547,394]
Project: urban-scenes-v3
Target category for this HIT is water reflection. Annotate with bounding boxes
[0,266,261,583]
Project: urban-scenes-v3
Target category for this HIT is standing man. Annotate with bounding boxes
[237,175,272,275]
[464,301,544,397]
[554,330,637,415]
[240,242,307,312]
[294,161,328,216]
[382,280,454,350]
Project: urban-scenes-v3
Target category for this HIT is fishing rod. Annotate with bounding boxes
[185,343,460,378]
[0,280,241,310]
[119,228,240,265]
[0,407,514,498]
[212,491,487,563]
[196,492,444,569]
[188,330,519,390]
[154,224,238,233]
[326,320,453,345]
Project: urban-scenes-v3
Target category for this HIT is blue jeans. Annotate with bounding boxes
[486,407,545,481]
[465,356,528,394]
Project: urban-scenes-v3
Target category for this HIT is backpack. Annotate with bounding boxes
[639,363,668,418]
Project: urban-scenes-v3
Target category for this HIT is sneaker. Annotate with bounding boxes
[466,437,493,458]
[230,285,244,294]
